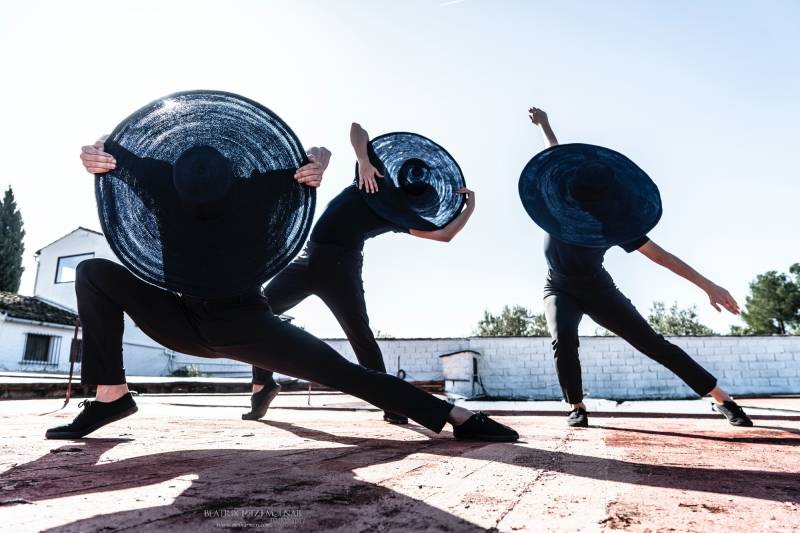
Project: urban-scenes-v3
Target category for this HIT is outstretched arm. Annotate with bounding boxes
[528,106,559,148]
[350,122,383,194]
[637,240,740,314]
[80,137,170,182]
[410,188,476,243]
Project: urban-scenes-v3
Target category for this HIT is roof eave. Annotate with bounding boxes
[35,227,104,255]
[3,315,77,329]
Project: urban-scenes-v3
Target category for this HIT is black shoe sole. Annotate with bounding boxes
[383,415,409,425]
[713,404,754,427]
[45,405,139,440]
[453,432,519,442]
[242,384,281,420]
[567,419,589,428]
[727,418,754,427]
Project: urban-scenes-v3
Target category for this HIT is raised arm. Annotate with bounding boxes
[637,240,740,314]
[410,188,475,243]
[350,122,383,194]
[528,106,559,148]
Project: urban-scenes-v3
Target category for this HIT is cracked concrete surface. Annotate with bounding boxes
[1,393,798,532]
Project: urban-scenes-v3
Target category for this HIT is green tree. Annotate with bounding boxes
[475,305,549,336]
[647,301,716,336]
[0,187,25,292]
[594,327,616,337]
[170,365,202,377]
[734,265,800,335]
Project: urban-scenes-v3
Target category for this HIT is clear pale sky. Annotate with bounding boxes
[1,0,798,338]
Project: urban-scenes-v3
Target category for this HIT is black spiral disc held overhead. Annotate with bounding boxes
[355,132,466,231]
[518,143,662,247]
[95,90,314,297]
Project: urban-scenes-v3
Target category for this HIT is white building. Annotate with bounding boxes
[0,228,191,376]
[4,228,797,399]
[0,291,80,374]
[0,227,279,378]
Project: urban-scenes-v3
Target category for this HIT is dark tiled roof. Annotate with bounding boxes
[0,292,78,326]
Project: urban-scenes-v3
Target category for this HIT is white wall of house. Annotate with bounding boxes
[33,229,115,311]
[0,313,171,376]
[32,228,164,351]
[0,316,76,373]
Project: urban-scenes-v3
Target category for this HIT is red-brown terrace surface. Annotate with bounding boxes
[1,393,798,532]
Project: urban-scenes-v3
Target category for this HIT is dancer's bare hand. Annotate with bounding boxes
[459,187,476,210]
[528,107,549,126]
[306,146,331,171]
[295,147,331,188]
[706,284,740,315]
[80,140,116,174]
[358,159,383,194]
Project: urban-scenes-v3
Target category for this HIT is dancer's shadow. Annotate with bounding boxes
[2,421,798,531]
[592,424,800,445]
[3,433,494,532]
[259,420,800,504]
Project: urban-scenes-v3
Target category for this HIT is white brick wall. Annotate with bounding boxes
[322,338,467,382]
[60,334,800,400]
[454,336,800,400]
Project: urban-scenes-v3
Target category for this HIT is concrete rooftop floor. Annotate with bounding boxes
[1,393,799,532]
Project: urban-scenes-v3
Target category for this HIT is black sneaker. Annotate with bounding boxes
[45,393,138,439]
[567,407,589,427]
[242,382,282,420]
[383,411,409,425]
[713,400,754,427]
[452,412,519,442]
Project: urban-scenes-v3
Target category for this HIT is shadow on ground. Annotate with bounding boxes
[593,424,800,445]
[1,421,799,531]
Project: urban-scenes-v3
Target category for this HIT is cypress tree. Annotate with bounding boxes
[0,187,25,292]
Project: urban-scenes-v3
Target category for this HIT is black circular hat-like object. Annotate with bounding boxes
[518,143,662,247]
[96,90,314,297]
[354,132,466,231]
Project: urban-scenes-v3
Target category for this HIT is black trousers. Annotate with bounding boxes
[543,269,717,404]
[75,258,452,432]
[252,242,386,385]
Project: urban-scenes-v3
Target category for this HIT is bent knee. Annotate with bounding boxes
[551,334,580,355]
[75,258,120,287]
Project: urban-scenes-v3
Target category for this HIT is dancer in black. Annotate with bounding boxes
[45,92,517,442]
[245,122,476,424]
[524,106,752,428]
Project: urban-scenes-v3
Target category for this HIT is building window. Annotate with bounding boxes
[55,253,94,283]
[22,334,62,365]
